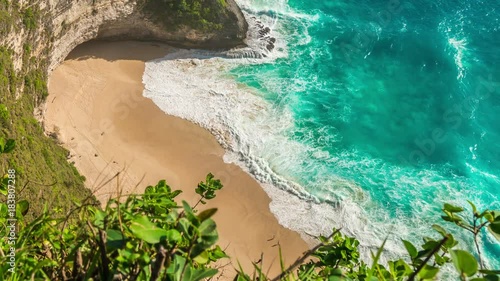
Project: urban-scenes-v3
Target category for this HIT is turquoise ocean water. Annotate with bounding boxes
[230,0,499,267]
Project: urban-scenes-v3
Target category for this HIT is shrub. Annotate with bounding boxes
[0,146,228,281]
[22,7,37,30]
[235,202,500,281]
[143,0,228,31]
[0,143,499,280]
[0,104,9,124]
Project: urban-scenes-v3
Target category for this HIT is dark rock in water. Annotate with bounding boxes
[266,43,275,51]
[258,27,271,37]
[269,37,276,43]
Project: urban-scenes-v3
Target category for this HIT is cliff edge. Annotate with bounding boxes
[52,0,248,70]
[1,0,248,71]
[0,0,247,218]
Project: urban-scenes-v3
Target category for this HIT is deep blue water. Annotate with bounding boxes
[232,0,500,267]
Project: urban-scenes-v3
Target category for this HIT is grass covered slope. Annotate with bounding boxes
[0,1,94,220]
[0,47,92,221]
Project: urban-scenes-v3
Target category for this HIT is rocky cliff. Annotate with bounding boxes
[51,0,247,70]
[0,0,247,219]
[1,0,248,71]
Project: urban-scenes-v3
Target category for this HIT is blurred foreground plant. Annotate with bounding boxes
[235,202,500,281]
[0,139,228,280]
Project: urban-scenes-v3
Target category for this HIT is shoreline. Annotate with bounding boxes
[43,40,309,278]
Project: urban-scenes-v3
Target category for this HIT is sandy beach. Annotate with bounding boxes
[43,40,309,278]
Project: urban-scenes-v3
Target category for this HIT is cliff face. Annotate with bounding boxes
[1,0,248,71]
[0,0,247,219]
[50,0,248,70]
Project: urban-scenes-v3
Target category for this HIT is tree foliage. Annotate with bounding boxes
[234,203,500,281]
[142,0,228,31]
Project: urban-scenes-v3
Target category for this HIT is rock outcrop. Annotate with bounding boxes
[1,0,248,71]
[0,0,248,217]
[51,0,248,70]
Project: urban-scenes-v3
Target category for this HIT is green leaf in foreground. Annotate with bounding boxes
[367,236,387,279]
[0,138,14,153]
[3,139,15,153]
[165,229,182,244]
[479,270,500,275]
[402,239,417,259]
[488,221,500,242]
[418,264,440,280]
[197,208,217,222]
[17,199,29,216]
[468,200,478,216]
[444,203,464,213]
[432,224,447,237]
[106,229,125,250]
[0,176,8,196]
[129,215,168,244]
[450,249,478,277]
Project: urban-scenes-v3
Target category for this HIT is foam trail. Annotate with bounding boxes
[448,38,467,80]
[143,52,312,199]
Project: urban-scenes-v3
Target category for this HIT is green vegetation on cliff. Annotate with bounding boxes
[0,5,93,221]
[0,0,39,35]
[0,0,14,35]
[0,0,245,222]
[142,0,229,31]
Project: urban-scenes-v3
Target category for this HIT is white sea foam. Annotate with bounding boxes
[448,37,467,80]
[143,52,312,198]
[439,9,470,81]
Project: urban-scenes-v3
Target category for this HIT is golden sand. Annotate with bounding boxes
[44,41,309,279]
